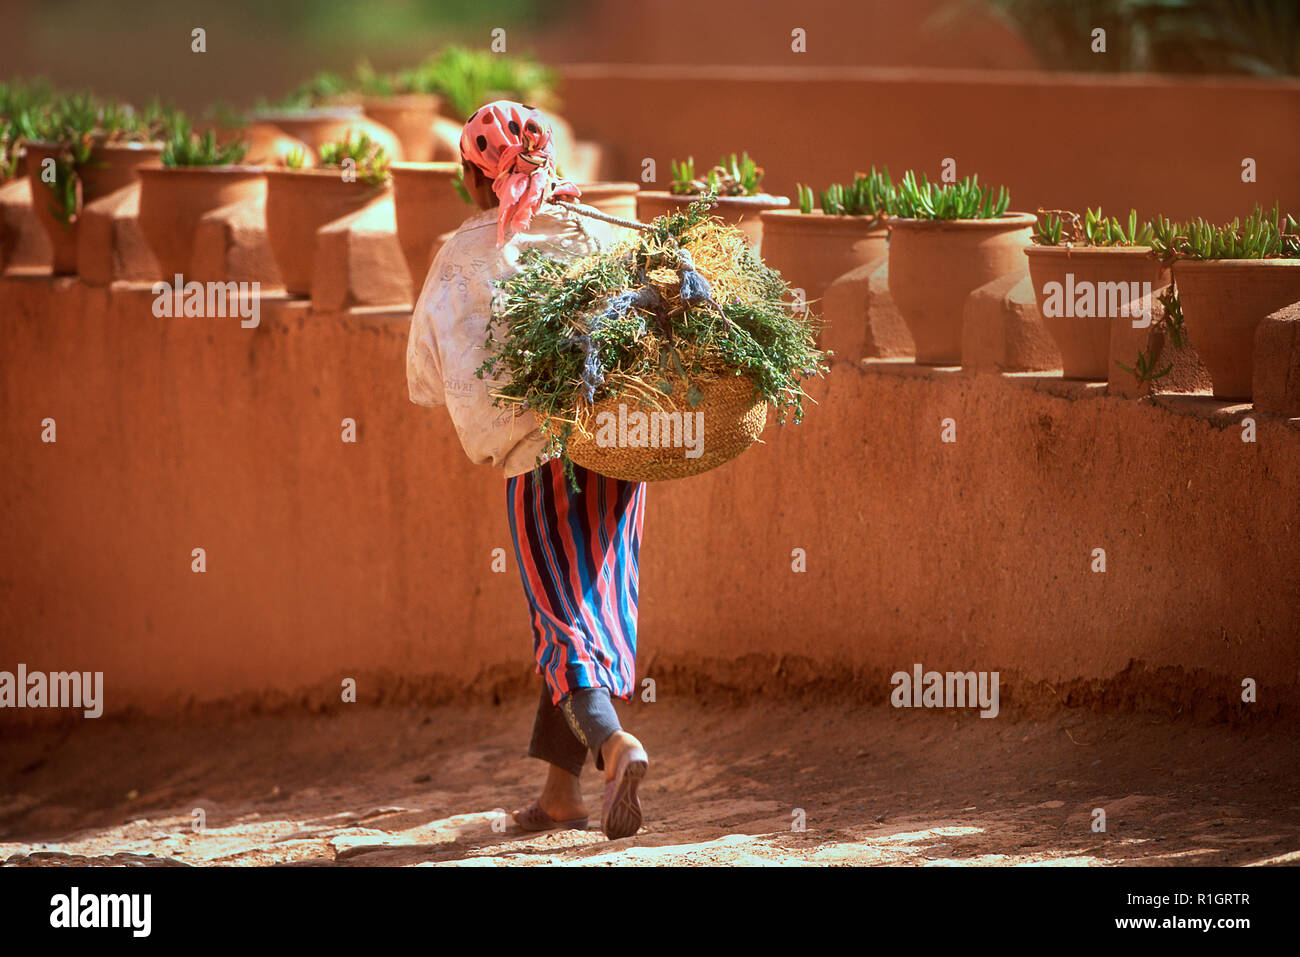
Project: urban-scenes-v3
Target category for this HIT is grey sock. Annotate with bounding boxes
[559,688,622,772]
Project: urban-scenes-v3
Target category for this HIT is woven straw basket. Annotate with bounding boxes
[539,373,767,482]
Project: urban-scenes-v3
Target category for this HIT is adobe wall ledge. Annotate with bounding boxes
[2,278,1297,718]
[859,356,1290,428]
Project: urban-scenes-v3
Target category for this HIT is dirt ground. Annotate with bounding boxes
[2,696,1298,867]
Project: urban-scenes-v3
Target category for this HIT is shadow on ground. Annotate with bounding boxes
[2,697,1298,866]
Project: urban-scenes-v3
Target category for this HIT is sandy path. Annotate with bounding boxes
[2,697,1298,866]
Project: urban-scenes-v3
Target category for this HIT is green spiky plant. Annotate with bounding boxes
[797,167,893,217]
[886,171,1010,220]
[1032,207,1155,246]
[404,46,556,120]
[161,119,249,167]
[1115,349,1173,384]
[1033,211,1065,245]
[669,153,765,197]
[0,79,53,180]
[796,183,815,214]
[316,132,390,187]
[268,47,557,120]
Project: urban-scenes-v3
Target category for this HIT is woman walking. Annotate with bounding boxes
[405,100,648,839]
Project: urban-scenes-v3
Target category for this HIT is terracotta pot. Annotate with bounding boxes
[637,191,789,250]
[574,181,639,221]
[758,209,889,307]
[1025,245,1169,380]
[390,162,472,288]
[137,166,267,280]
[252,109,404,162]
[25,140,163,274]
[218,123,316,168]
[888,213,1036,365]
[265,168,391,295]
[362,95,441,163]
[0,152,27,270]
[430,116,464,162]
[1173,258,1300,400]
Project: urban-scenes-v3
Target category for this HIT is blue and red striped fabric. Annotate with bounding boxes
[507,457,646,705]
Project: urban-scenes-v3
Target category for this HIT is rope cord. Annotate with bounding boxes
[549,199,655,232]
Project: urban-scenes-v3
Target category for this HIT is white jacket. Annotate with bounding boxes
[405,203,620,478]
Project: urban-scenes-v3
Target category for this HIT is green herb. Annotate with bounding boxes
[886,170,1010,220]
[283,146,307,170]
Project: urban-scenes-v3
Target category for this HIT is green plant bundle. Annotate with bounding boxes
[886,170,1010,220]
[317,132,390,186]
[478,193,828,476]
[669,152,765,197]
[161,119,249,167]
[1032,207,1154,246]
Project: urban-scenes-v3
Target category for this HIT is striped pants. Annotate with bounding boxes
[507,457,646,774]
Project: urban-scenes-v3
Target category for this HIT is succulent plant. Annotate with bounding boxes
[669,152,764,197]
[7,88,182,222]
[317,132,390,186]
[797,167,893,217]
[1032,207,1154,246]
[161,118,249,167]
[1149,204,1300,261]
[886,170,1010,220]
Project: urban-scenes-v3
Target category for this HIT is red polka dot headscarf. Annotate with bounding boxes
[459,100,581,246]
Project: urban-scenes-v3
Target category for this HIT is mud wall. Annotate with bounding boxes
[2,276,1297,718]
[557,65,1300,225]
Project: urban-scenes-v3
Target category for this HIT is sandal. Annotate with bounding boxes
[512,801,589,833]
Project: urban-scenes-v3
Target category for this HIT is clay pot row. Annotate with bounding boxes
[753,208,1036,365]
[1024,247,1300,399]
[751,203,1300,402]
[22,141,166,274]
[2,151,647,307]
